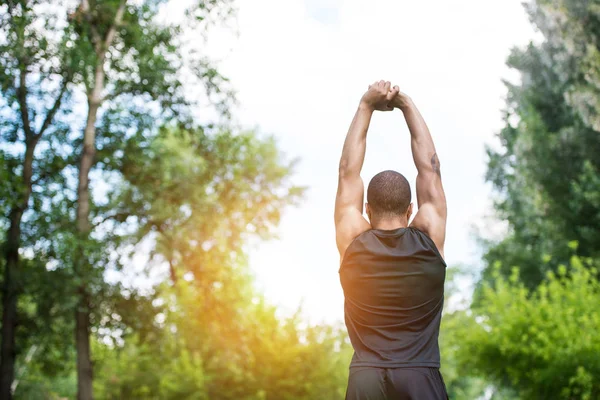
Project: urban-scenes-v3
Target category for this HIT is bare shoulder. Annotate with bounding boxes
[335,208,371,260]
[409,203,446,259]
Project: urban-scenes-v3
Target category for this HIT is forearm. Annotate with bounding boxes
[339,103,373,176]
[401,99,439,173]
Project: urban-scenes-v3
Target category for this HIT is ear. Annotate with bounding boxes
[365,203,371,221]
[407,203,413,221]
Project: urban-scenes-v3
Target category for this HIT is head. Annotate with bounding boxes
[366,170,413,227]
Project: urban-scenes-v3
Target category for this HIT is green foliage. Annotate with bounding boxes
[13,372,77,400]
[483,0,600,289]
[460,256,600,399]
[438,266,488,399]
[1,1,308,396]
[15,1,599,398]
[440,311,489,399]
[93,279,352,400]
[92,334,208,399]
[114,125,304,248]
[67,0,236,116]
[532,0,600,131]
[468,3,600,398]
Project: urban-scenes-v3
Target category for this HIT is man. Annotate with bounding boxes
[335,80,448,399]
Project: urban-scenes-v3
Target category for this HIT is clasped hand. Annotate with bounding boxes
[360,80,411,112]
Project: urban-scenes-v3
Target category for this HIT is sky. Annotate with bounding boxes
[191,0,539,324]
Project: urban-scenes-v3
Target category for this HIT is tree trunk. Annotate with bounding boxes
[75,297,93,400]
[0,215,20,400]
[75,3,125,398]
[75,100,99,400]
[0,143,36,400]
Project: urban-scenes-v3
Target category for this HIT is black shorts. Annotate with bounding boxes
[345,367,449,400]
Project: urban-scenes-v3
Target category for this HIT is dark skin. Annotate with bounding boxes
[334,81,447,260]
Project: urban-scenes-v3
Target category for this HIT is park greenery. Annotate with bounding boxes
[0,0,599,399]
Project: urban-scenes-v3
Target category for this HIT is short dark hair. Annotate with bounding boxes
[367,170,411,217]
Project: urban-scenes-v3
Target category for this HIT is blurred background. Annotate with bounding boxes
[1,0,599,398]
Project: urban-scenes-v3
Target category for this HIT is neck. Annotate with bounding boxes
[370,216,408,230]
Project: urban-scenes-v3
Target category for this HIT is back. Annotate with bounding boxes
[339,227,446,368]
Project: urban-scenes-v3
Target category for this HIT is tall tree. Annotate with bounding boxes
[2,0,235,397]
[483,0,600,289]
[73,2,127,397]
[0,2,75,398]
[66,0,235,397]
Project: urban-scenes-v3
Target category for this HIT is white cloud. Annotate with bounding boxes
[199,0,536,323]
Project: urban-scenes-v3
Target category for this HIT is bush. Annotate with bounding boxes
[458,256,600,399]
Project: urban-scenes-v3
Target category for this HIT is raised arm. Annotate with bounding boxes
[335,81,398,258]
[391,89,447,257]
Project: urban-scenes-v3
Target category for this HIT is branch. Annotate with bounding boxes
[103,0,127,51]
[94,211,131,227]
[36,75,69,139]
[93,212,163,231]
[31,170,51,187]
[5,0,18,16]
[82,0,127,99]
[32,155,68,186]
[16,64,34,140]
[7,1,34,139]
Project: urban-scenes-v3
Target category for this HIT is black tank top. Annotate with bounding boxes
[339,227,446,368]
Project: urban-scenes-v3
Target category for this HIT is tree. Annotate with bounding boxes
[1,0,236,397]
[105,125,307,396]
[483,0,600,289]
[471,3,600,397]
[0,2,75,398]
[10,123,321,398]
[63,1,234,397]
